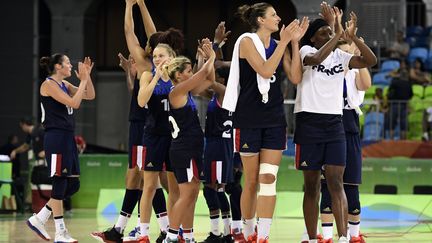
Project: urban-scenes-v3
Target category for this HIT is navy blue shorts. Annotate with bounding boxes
[233,152,242,169]
[233,126,286,153]
[170,150,203,184]
[343,133,362,184]
[44,129,79,177]
[203,137,234,184]
[128,121,145,169]
[142,133,172,172]
[295,140,346,170]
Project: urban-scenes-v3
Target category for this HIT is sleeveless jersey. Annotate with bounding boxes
[129,78,147,122]
[233,38,286,128]
[144,74,173,135]
[169,93,204,151]
[205,94,233,138]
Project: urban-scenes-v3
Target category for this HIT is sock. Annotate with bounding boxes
[322,222,333,239]
[114,213,130,234]
[229,185,242,221]
[156,212,169,232]
[140,223,150,236]
[210,213,220,235]
[120,189,140,214]
[257,218,272,240]
[309,240,318,243]
[167,228,179,240]
[243,218,255,239]
[222,214,231,236]
[232,220,242,233]
[348,221,360,237]
[301,227,309,241]
[37,205,52,223]
[183,228,193,240]
[54,216,65,233]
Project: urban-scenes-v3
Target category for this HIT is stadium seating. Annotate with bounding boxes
[407,47,428,64]
[412,84,425,99]
[381,60,400,72]
[363,112,385,141]
[372,72,392,86]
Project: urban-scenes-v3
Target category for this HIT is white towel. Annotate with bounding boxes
[222,33,271,112]
[346,69,365,115]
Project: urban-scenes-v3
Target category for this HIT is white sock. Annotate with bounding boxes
[210,216,220,235]
[309,240,318,243]
[114,214,130,233]
[257,218,272,240]
[301,227,309,241]
[140,223,150,236]
[183,228,194,240]
[37,205,52,223]
[167,229,178,240]
[222,216,231,236]
[322,223,333,239]
[54,217,65,233]
[232,220,242,233]
[136,215,141,228]
[243,218,255,239]
[348,221,360,237]
[156,213,169,232]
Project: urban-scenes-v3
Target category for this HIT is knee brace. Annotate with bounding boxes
[203,186,220,211]
[320,183,332,214]
[65,177,80,198]
[258,163,279,196]
[51,176,68,200]
[344,184,360,215]
[217,191,230,213]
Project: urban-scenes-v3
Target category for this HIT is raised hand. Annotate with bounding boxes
[202,43,215,60]
[280,19,299,45]
[155,59,168,78]
[333,6,344,36]
[125,0,136,6]
[74,62,90,82]
[83,56,94,74]
[214,21,231,45]
[292,16,310,42]
[319,1,335,28]
[118,53,132,71]
[345,11,358,39]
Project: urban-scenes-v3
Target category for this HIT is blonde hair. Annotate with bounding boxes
[154,43,176,58]
[164,56,192,82]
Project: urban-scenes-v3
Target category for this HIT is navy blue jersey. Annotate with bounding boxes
[205,94,233,138]
[342,79,360,134]
[129,78,147,122]
[40,79,75,131]
[233,38,286,128]
[144,75,173,135]
[169,93,204,151]
[294,112,345,144]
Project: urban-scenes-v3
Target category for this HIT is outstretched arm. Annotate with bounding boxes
[136,0,157,38]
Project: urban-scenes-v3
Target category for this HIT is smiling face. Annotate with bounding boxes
[152,46,172,67]
[55,55,72,78]
[311,25,333,49]
[258,7,281,33]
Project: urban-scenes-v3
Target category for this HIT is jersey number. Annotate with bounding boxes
[168,116,180,139]
[222,120,232,138]
[161,99,170,111]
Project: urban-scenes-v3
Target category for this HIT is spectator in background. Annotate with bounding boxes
[409,58,432,85]
[368,87,388,113]
[387,65,413,140]
[387,30,410,60]
[10,117,45,165]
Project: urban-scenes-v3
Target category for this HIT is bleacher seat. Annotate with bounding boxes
[425,86,432,98]
[406,25,424,37]
[363,112,385,141]
[381,60,400,72]
[412,84,425,99]
[407,47,428,64]
[372,72,392,86]
[365,85,377,100]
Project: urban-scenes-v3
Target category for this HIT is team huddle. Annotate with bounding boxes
[25,1,376,243]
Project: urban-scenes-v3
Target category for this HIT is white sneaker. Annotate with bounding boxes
[123,226,140,242]
[26,214,51,241]
[338,236,349,243]
[54,230,78,243]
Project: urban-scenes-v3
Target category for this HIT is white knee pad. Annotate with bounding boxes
[258,163,279,196]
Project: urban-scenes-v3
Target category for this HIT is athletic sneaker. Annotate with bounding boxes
[54,230,78,243]
[349,234,366,243]
[246,233,257,243]
[199,232,222,243]
[163,237,180,242]
[26,214,51,241]
[123,227,140,242]
[91,227,123,243]
[318,239,333,243]
[302,234,324,243]
[338,236,349,243]
[257,239,269,243]
[137,235,150,243]
[222,234,234,243]
[156,231,167,243]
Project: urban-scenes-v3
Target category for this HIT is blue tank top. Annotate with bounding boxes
[144,74,173,135]
[233,38,286,128]
[40,78,75,131]
[129,78,147,122]
[169,92,204,150]
[342,78,360,134]
[205,94,233,138]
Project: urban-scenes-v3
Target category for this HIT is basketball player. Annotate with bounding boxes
[294,8,376,243]
[27,54,95,243]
